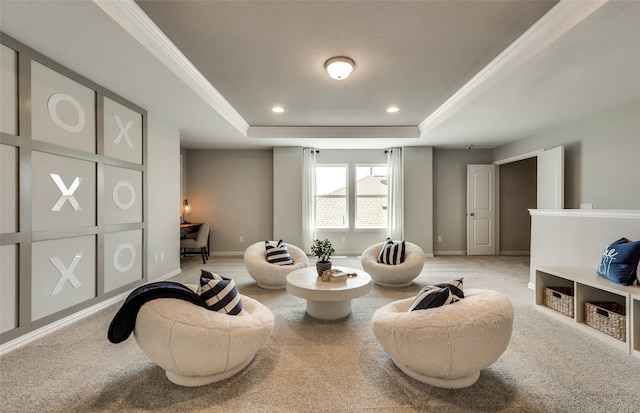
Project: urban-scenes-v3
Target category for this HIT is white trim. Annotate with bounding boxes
[248,126,418,140]
[529,209,640,219]
[0,268,181,356]
[433,251,467,256]
[494,149,544,165]
[211,251,245,257]
[527,281,535,290]
[93,0,249,136]
[419,0,608,136]
[500,251,531,256]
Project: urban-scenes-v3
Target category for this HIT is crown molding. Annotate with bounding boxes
[93,0,249,136]
[248,126,419,140]
[419,0,609,137]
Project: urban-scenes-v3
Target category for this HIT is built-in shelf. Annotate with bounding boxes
[535,266,640,358]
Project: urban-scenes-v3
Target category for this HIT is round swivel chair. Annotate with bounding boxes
[134,286,274,387]
[244,241,309,289]
[361,241,425,287]
[372,288,514,388]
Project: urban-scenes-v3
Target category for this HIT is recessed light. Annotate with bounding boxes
[386,106,399,113]
[272,106,284,113]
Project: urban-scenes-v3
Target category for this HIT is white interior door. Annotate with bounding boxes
[467,164,496,255]
[537,146,564,209]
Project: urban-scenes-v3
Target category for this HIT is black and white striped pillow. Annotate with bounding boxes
[265,240,294,265]
[408,278,464,311]
[378,238,406,265]
[197,270,243,315]
[409,286,460,311]
[426,278,464,299]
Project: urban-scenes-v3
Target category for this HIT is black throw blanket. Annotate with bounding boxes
[107,281,207,343]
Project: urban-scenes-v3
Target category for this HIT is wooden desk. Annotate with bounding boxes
[180,223,210,258]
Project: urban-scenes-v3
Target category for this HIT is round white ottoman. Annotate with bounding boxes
[361,241,425,287]
[134,288,275,387]
[372,288,514,389]
[244,241,309,289]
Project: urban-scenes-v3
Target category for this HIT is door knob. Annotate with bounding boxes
[470,213,475,216]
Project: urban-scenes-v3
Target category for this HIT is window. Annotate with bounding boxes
[356,165,388,229]
[315,165,348,228]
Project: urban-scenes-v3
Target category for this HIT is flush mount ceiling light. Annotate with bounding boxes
[324,56,355,80]
[272,106,284,113]
[386,106,399,113]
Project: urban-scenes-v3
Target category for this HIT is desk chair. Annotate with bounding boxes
[180,223,210,263]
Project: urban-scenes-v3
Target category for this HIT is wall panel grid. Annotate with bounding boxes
[0,34,147,343]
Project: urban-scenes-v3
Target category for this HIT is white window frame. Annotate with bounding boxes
[315,164,349,229]
[355,164,388,230]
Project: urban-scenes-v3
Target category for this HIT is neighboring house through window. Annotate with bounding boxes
[315,164,388,230]
[356,165,388,229]
[316,165,348,228]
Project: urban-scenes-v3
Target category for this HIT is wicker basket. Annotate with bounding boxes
[543,287,574,318]
[585,302,626,342]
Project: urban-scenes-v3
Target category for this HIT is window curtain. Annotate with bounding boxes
[387,148,404,240]
[302,148,317,254]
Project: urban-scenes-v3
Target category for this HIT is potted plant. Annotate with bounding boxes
[311,238,335,276]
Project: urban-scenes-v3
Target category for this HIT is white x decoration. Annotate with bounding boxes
[50,174,82,212]
[49,174,82,212]
[49,253,83,296]
[113,114,134,149]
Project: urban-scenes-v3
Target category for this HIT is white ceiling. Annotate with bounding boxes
[2,0,639,150]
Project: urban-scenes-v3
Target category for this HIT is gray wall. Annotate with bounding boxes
[186,149,274,254]
[192,147,436,255]
[273,147,303,247]
[500,158,537,254]
[493,98,640,210]
[404,146,434,256]
[433,149,493,255]
[147,117,181,280]
[182,100,639,258]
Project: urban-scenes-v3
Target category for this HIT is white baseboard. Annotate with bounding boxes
[0,268,181,356]
[500,251,531,256]
[211,251,245,257]
[433,251,467,256]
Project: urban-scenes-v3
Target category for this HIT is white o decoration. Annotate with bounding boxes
[113,243,136,273]
[47,93,86,132]
[112,180,135,210]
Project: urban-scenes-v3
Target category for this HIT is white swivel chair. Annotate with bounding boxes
[134,284,275,387]
[372,288,514,388]
[361,241,425,287]
[180,223,210,264]
[244,241,309,289]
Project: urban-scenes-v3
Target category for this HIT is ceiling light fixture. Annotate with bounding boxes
[324,56,355,80]
[272,106,284,113]
[386,106,399,113]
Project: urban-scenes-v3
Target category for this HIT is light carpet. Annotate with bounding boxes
[1,256,639,412]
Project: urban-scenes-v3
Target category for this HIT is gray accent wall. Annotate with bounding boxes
[273,147,303,247]
[404,146,434,256]
[433,148,493,255]
[185,149,274,254]
[146,117,181,281]
[189,147,437,256]
[493,98,640,210]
